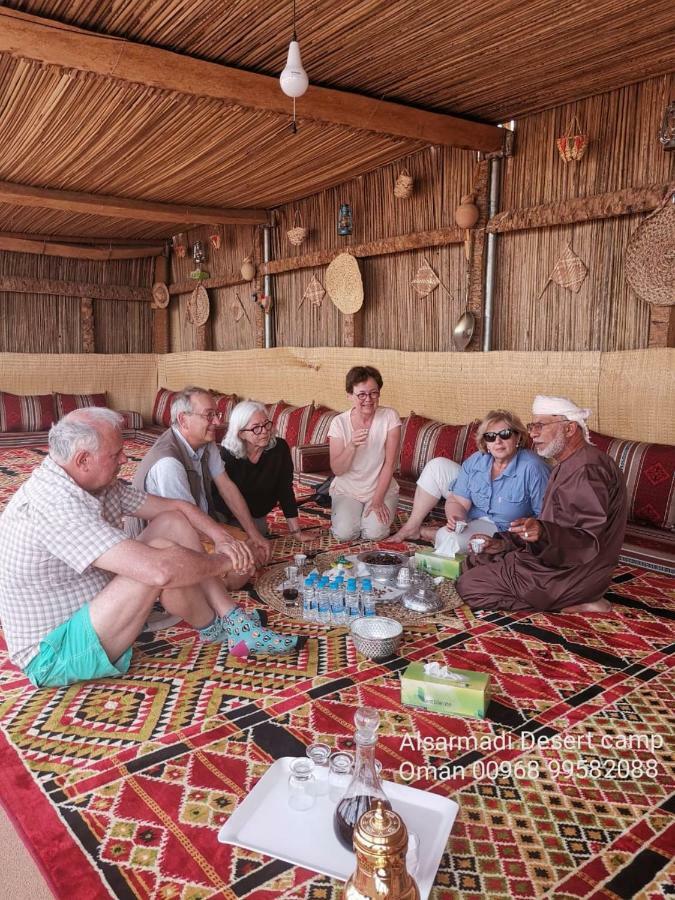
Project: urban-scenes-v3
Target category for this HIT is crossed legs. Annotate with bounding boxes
[388,457,461,541]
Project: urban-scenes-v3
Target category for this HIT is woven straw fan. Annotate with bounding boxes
[624,188,675,306]
[325,253,364,314]
[537,244,588,299]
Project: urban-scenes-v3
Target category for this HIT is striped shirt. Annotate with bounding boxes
[0,456,145,669]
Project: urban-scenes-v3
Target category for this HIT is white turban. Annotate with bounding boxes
[532,395,591,442]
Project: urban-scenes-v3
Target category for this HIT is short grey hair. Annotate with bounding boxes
[49,407,123,463]
[222,400,276,459]
[170,386,212,426]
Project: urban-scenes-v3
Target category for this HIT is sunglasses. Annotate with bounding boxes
[241,420,273,436]
[484,429,514,443]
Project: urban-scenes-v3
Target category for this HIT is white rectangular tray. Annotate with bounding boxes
[217,757,458,899]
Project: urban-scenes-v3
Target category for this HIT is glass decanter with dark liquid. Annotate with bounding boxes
[334,706,391,850]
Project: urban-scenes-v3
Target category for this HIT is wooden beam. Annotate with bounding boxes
[153,255,170,354]
[0,8,504,153]
[261,226,465,277]
[169,272,250,297]
[0,233,164,259]
[0,231,169,246]
[648,306,675,348]
[0,274,152,303]
[0,180,268,227]
[486,182,675,234]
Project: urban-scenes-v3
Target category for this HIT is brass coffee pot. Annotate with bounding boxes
[345,801,420,900]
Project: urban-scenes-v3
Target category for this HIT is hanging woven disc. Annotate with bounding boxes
[188,284,210,326]
[325,253,364,314]
[550,244,588,293]
[300,274,326,308]
[151,282,170,309]
[411,258,440,297]
[625,195,675,306]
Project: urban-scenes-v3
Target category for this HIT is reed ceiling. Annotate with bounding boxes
[0,0,672,240]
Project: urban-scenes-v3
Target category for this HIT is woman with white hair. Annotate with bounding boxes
[218,400,316,542]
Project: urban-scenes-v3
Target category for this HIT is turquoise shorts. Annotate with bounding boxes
[24,603,133,688]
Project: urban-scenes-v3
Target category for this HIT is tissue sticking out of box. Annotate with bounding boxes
[423,662,469,684]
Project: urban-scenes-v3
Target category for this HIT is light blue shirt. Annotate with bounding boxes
[450,449,551,531]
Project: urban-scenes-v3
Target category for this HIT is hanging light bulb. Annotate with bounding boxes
[280,0,308,99]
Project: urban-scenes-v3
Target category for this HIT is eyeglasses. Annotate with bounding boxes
[188,410,222,422]
[354,390,381,402]
[484,429,514,443]
[526,420,563,434]
[241,420,273,436]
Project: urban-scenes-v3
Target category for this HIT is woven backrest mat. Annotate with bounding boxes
[599,349,675,445]
[0,353,158,420]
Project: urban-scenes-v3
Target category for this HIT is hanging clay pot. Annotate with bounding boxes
[454,195,480,230]
[240,256,256,281]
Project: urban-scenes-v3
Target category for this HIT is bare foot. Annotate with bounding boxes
[385,525,420,542]
[562,598,611,614]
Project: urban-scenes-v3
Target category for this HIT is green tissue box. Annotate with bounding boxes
[401,661,491,719]
[414,549,465,579]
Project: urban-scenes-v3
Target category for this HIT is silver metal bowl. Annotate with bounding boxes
[356,550,407,584]
[350,616,403,661]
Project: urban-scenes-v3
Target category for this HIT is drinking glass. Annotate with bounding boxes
[288,757,315,811]
[306,742,331,796]
[328,750,354,802]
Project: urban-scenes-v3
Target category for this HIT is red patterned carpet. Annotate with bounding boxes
[0,439,673,899]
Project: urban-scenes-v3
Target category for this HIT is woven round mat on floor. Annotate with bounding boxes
[254,546,462,624]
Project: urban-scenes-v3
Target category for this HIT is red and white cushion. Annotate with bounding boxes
[152,388,176,427]
[54,392,107,419]
[397,412,480,480]
[305,404,339,444]
[0,391,55,432]
[267,401,314,448]
[591,431,674,531]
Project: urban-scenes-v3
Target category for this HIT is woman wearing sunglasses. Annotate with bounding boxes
[217,400,315,544]
[388,409,550,552]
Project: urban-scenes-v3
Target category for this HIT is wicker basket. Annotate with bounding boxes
[350,616,402,661]
[287,209,308,246]
[556,115,589,163]
[394,168,414,199]
[625,192,675,306]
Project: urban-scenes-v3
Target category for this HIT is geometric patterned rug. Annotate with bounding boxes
[0,439,673,898]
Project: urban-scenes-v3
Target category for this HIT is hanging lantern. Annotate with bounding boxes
[240,256,256,281]
[337,203,353,236]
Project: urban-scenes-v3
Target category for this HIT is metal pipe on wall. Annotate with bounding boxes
[262,225,275,348]
[482,155,501,352]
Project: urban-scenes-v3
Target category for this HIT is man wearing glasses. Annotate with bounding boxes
[457,395,627,615]
[130,387,271,565]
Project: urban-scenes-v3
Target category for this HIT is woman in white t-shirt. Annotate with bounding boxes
[327,366,402,541]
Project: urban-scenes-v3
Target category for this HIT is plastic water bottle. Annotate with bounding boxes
[317,578,331,626]
[330,582,344,626]
[303,577,315,621]
[361,578,377,616]
[345,579,361,620]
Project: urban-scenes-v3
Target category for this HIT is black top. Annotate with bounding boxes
[217,438,298,519]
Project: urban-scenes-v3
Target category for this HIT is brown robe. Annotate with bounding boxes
[456,443,627,612]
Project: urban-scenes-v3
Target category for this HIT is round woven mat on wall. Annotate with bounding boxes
[187,284,210,325]
[325,253,364,314]
[625,195,675,306]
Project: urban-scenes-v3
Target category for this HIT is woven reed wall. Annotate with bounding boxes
[156,347,675,444]
[0,250,154,353]
[0,353,158,418]
[169,225,260,352]
[492,75,673,352]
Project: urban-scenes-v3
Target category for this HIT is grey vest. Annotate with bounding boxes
[127,427,218,535]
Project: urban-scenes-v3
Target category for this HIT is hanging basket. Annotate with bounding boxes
[556,115,589,162]
[394,169,414,200]
[187,284,210,326]
[287,209,308,246]
[625,192,675,306]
